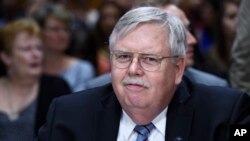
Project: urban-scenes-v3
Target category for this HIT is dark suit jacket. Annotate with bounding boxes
[36,77,250,141]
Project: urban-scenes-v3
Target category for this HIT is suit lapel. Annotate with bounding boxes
[94,91,122,141]
[166,80,194,141]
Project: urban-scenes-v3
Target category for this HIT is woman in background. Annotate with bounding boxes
[207,0,240,80]
[32,3,95,92]
[0,18,70,140]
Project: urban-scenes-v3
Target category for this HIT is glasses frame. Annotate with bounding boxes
[110,50,179,72]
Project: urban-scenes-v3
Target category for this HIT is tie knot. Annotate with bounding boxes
[134,123,155,141]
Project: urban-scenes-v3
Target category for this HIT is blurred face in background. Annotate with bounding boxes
[2,32,43,78]
[162,5,197,67]
[223,1,239,41]
[200,1,218,28]
[43,16,70,53]
[100,3,121,37]
[176,0,203,13]
[114,0,135,11]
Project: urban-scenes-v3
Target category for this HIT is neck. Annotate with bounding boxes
[43,50,69,74]
[125,106,166,125]
[6,75,39,94]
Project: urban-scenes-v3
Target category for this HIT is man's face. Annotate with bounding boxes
[111,23,185,113]
[163,5,197,67]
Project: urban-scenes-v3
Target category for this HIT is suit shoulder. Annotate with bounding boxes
[194,83,244,97]
[190,83,249,109]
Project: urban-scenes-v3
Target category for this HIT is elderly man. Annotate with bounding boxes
[37,7,250,141]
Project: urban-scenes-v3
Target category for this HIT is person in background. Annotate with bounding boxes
[0,18,71,140]
[230,0,250,95]
[159,3,228,86]
[32,3,95,92]
[36,7,250,141]
[114,0,136,14]
[206,0,240,80]
[78,1,123,76]
[196,0,222,54]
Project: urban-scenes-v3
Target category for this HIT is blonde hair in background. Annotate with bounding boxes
[0,18,41,55]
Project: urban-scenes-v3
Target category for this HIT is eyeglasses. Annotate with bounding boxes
[110,50,179,72]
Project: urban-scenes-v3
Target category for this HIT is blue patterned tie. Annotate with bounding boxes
[134,123,155,141]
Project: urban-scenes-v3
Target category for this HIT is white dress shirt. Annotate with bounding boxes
[117,107,168,141]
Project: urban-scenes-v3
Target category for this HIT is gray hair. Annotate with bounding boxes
[109,6,187,57]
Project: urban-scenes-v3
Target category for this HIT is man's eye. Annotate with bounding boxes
[115,54,131,62]
[143,56,159,65]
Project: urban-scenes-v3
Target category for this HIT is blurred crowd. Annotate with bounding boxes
[0,0,241,87]
[0,0,246,140]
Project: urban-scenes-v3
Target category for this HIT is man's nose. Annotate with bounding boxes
[127,57,144,76]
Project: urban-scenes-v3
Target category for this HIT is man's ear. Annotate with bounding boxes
[0,52,11,67]
[175,57,186,85]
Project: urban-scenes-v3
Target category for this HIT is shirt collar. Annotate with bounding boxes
[121,110,136,140]
[152,107,168,136]
[121,107,168,140]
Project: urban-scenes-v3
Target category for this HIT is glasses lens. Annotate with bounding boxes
[140,55,161,71]
[111,52,131,69]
